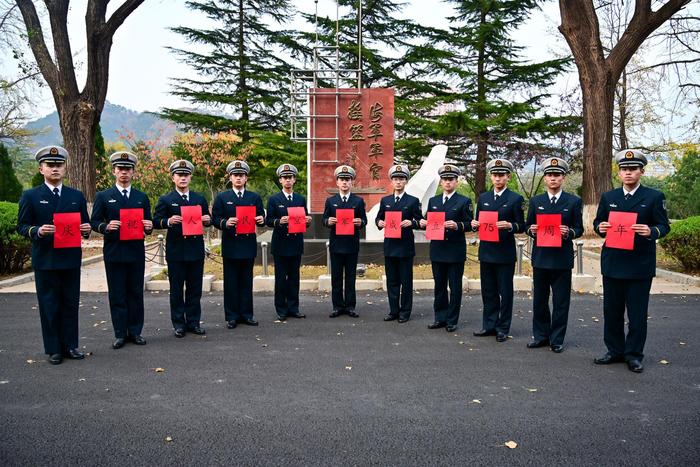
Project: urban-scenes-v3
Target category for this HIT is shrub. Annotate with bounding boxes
[0,144,22,202]
[659,216,700,273]
[0,201,31,274]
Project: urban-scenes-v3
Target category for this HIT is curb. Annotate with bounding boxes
[582,249,700,287]
[0,252,106,290]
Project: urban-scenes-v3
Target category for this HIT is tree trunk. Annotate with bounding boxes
[475,139,488,195]
[238,0,249,142]
[58,99,99,201]
[475,5,487,195]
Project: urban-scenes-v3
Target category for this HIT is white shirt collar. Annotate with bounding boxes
[234,188,245,197]
[340,191,351,199]
[116,184,131,196]
[282,189,294,198]
[624,184,640,197]
[393,191,404,201]
[494,187,507,196]
[176,189,190,198]
[547,189,563,202]
[45,182,62,194]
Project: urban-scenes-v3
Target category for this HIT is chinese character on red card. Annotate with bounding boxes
[478,211,499,242]
[336,208,355,235]
[181,205,203,236]
[384,211,402,239]
[425,211,445,240]
[606,211,637,250]
[119,208,144,240]
[287,207,307,234]
[236,206,257,234]
[53,212,81,248]
[536,213,562,247]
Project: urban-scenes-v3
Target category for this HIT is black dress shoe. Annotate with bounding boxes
[112,338,126,349]
[550,345,564,353]
[48,353,63,365]
[398,317,409,324]
[594,352,625,365]
[289,312,306,319]
[428,322,446,329]
[446,325,457,332]
[627,359,644,373]
[240,318,258,326]
[226,320,237,329]
[329,310,341,318]
[277,315,287,321]
[347,310,359,318]
[131,335,147,345]
[174,328,186,338]
[63,348,85,359]
[473,329,496,337]
[527,339,550,349]
[383,315,398,322]
[496,332,507,342]
[189,327,206,335]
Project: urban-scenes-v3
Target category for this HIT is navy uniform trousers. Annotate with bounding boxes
[17,184,89,354]
[323,193,367,313]
[153,190,210,330]
[426,193,473,326]
[526,191,584,345]
[212,189,265,322]
[266,191,307,318]
[91,186,152,339]
[376,193,423,319]
[475,188,525,334]
[594,185,670,361]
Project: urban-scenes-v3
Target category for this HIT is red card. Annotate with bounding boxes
[384,211,402,239]
[426,211,445,240]
[478,211,499,242]
[287,207,307,234]
[606,211,638,250]
[53,212,82,248]
[536,213,562,247]
[335,208,355,235]
[181,205,203,236]
[236,206,257,234]
[119,208,144,241]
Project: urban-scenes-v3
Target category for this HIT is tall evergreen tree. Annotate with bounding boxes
[0,142,23,202]
[162,0,308,141]
[431,0,578,195]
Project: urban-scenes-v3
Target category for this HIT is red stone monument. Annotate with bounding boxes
[308,88,395,213]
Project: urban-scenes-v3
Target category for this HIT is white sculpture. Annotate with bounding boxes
[365,144,448,242]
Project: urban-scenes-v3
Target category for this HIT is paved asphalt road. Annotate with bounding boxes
[0,290,698,466]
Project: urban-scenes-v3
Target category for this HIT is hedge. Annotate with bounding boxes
[0,201,31,274]
[659,216,700,273]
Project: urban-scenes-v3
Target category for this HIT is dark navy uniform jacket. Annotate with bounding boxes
[17,184,90,270]
[375,193,423,258]
[153,190,210,262]
[322,193,367,254]
[265,191,308,257]
[425,192,473,263]
[526,191,584,269]
[593,186,670,279]
[90,186,153,262]
[475,188,526,264]
[212,189,265,259]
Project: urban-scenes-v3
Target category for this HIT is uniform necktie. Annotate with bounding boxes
[494,194,500,202]
[394,196,400,204]
[237,191,243,199]
[288,195,293,202]
[122,189,128,201]
[624,193,632,200]
[342,196,347,204]
[550,196,556,205]
[182,194,188,203]
[443,196,449,205]
[53,187,60,198]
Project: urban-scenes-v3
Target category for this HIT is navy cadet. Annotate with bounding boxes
[471,158,525,342]
[419,164,473,332]
[17,146,91,365]
[91,152,153,349]
[525,157,583,353]
[153,160,211,338]
[375,164,423,323]
[593,149,670,373]
[265,163,312,321]
[322,165,368,318]
[212,160,265,329]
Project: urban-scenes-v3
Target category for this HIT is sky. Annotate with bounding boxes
[0,0,563,118]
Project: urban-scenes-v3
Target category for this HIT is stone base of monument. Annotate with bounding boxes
[572,274,596,292]
[146,275,214,292]
[253,275,274,292]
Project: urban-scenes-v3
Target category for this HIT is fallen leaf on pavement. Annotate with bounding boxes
[345,365,352,370]
[505,441,518,449]
[471,399,481,404]
[659,359,669,365]
[165,436,173,443]
[154,367,165,373]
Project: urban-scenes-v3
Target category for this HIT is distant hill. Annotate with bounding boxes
[23,102,177,149]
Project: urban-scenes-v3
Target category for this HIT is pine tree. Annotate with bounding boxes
[431,0,578,194]
[0,143,23,202]
[162,0,307,141]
